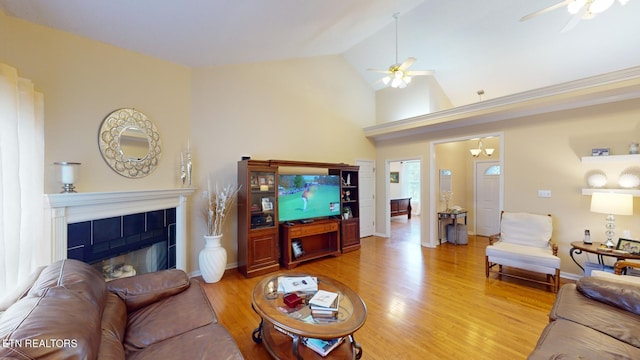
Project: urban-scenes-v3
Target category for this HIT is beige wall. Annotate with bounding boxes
[2,13,378,274]
[0,13,191,194]
[189,57,377,269]
[375,98,640,277]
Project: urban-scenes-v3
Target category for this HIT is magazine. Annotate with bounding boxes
[278,276,318,293]
[303,337,344,357]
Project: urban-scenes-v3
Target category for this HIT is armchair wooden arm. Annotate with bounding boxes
[550,240,558,256]
[614,260,640,275]
[488,234,500,245]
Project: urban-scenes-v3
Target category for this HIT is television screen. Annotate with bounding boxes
[278,174,341,222]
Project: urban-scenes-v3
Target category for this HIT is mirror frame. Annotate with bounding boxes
[98,108,161,178]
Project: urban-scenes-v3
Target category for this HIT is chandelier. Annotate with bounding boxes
[469,139,494,157]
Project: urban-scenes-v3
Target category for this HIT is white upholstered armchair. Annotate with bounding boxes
[485,212,560,292]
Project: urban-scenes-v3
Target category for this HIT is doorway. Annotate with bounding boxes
[389,159,421,243]
[429,134,503,246]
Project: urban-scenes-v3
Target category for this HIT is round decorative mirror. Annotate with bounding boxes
[98,108,161,178]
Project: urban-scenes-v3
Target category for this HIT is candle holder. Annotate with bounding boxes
[54,162,81,193]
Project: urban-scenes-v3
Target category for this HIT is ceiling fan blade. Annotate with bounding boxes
[406,70,434,76]
[520,0,572,21]
[398,57,416,71]
[561,6,586,32]
[367,68,392,74]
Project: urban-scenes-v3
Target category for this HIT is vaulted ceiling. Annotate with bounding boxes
[2,0,639,107]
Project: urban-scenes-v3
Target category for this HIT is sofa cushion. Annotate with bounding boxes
[500,212,552,248]
[107,268,190,312]
[528,318,640,360]
[124,278,217,352]
[577,276,640,316]
[97,292,128,359]
[126,323,244,360]
[0,287,103,359]
[0,259,106,359]
[550,283,640,348]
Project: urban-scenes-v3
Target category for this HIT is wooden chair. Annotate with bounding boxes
[485,211,560,292]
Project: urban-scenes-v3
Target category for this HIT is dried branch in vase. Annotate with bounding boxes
[204,179,241,236]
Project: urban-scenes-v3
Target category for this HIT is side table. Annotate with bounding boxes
[437,210,467,245]
[569,241,640,272]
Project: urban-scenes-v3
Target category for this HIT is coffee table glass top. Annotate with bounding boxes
[252,273,367,340]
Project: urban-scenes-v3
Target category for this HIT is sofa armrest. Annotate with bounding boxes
[106,269,190,312]
[614,260,640,275]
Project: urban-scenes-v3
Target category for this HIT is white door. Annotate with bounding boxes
[475,161,501,236]
[356,159,375,238]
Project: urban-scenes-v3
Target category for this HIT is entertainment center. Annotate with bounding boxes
[237,159,360,277]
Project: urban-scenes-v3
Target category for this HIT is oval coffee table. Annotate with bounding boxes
[251,273,367,359]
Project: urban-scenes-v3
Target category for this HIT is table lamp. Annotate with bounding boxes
[590,192,633,248]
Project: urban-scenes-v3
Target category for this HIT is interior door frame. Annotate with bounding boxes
[384,156,424,241]
[429,132,504,247]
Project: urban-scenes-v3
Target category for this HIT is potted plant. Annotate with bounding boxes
[199,179,241,283]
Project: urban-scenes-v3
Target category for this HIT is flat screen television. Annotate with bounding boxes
[278,174,341,223]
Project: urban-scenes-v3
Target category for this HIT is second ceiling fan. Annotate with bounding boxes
[367,13,433,89]
[521,0,630,32]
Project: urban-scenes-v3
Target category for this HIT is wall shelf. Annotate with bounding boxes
[581,154,640,163]
[581,188,640,197]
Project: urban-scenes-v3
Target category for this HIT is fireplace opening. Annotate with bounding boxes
[67,207,176,281]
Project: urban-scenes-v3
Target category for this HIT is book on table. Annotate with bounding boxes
[309,290,338,308]
[303,337,344,357]
[274,326,344,357]
[309,290,340,319]
[278,276,318,293]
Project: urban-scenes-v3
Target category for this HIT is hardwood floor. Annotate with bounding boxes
[200,217,565,359]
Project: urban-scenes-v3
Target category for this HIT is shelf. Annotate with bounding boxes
[581,154,640,163]
[581,188,640,197]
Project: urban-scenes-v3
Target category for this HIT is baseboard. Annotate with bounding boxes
[189,261,238,279]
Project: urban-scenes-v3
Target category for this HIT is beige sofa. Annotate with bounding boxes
[528,261,640,359]
[0,259,243,359]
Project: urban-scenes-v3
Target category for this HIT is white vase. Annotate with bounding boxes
[199,234,227,283]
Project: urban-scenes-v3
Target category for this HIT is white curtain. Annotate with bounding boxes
[0,63,45,295]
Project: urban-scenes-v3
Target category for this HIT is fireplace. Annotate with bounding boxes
[65,207,176,280]
[44,188,195,278]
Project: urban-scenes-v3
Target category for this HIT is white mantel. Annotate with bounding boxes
[44,188,195,270]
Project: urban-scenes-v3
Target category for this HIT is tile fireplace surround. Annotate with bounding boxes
[44,188,195,271]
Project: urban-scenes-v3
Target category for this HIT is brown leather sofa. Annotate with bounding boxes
[529,262,640,359]
[0,259,244,359]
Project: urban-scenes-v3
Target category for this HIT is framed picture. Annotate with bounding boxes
[390,172,399,183]
[261,197,273,211]
[591,147,610,156]
[616,238,640,254]
[258,176,268,185]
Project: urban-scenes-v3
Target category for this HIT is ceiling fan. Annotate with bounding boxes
[367,13,433,89]
[520,0,630,32]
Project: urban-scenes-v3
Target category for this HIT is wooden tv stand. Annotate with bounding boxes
[280,219,341,269]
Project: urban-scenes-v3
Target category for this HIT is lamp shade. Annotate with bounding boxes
[590,192,633,215]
